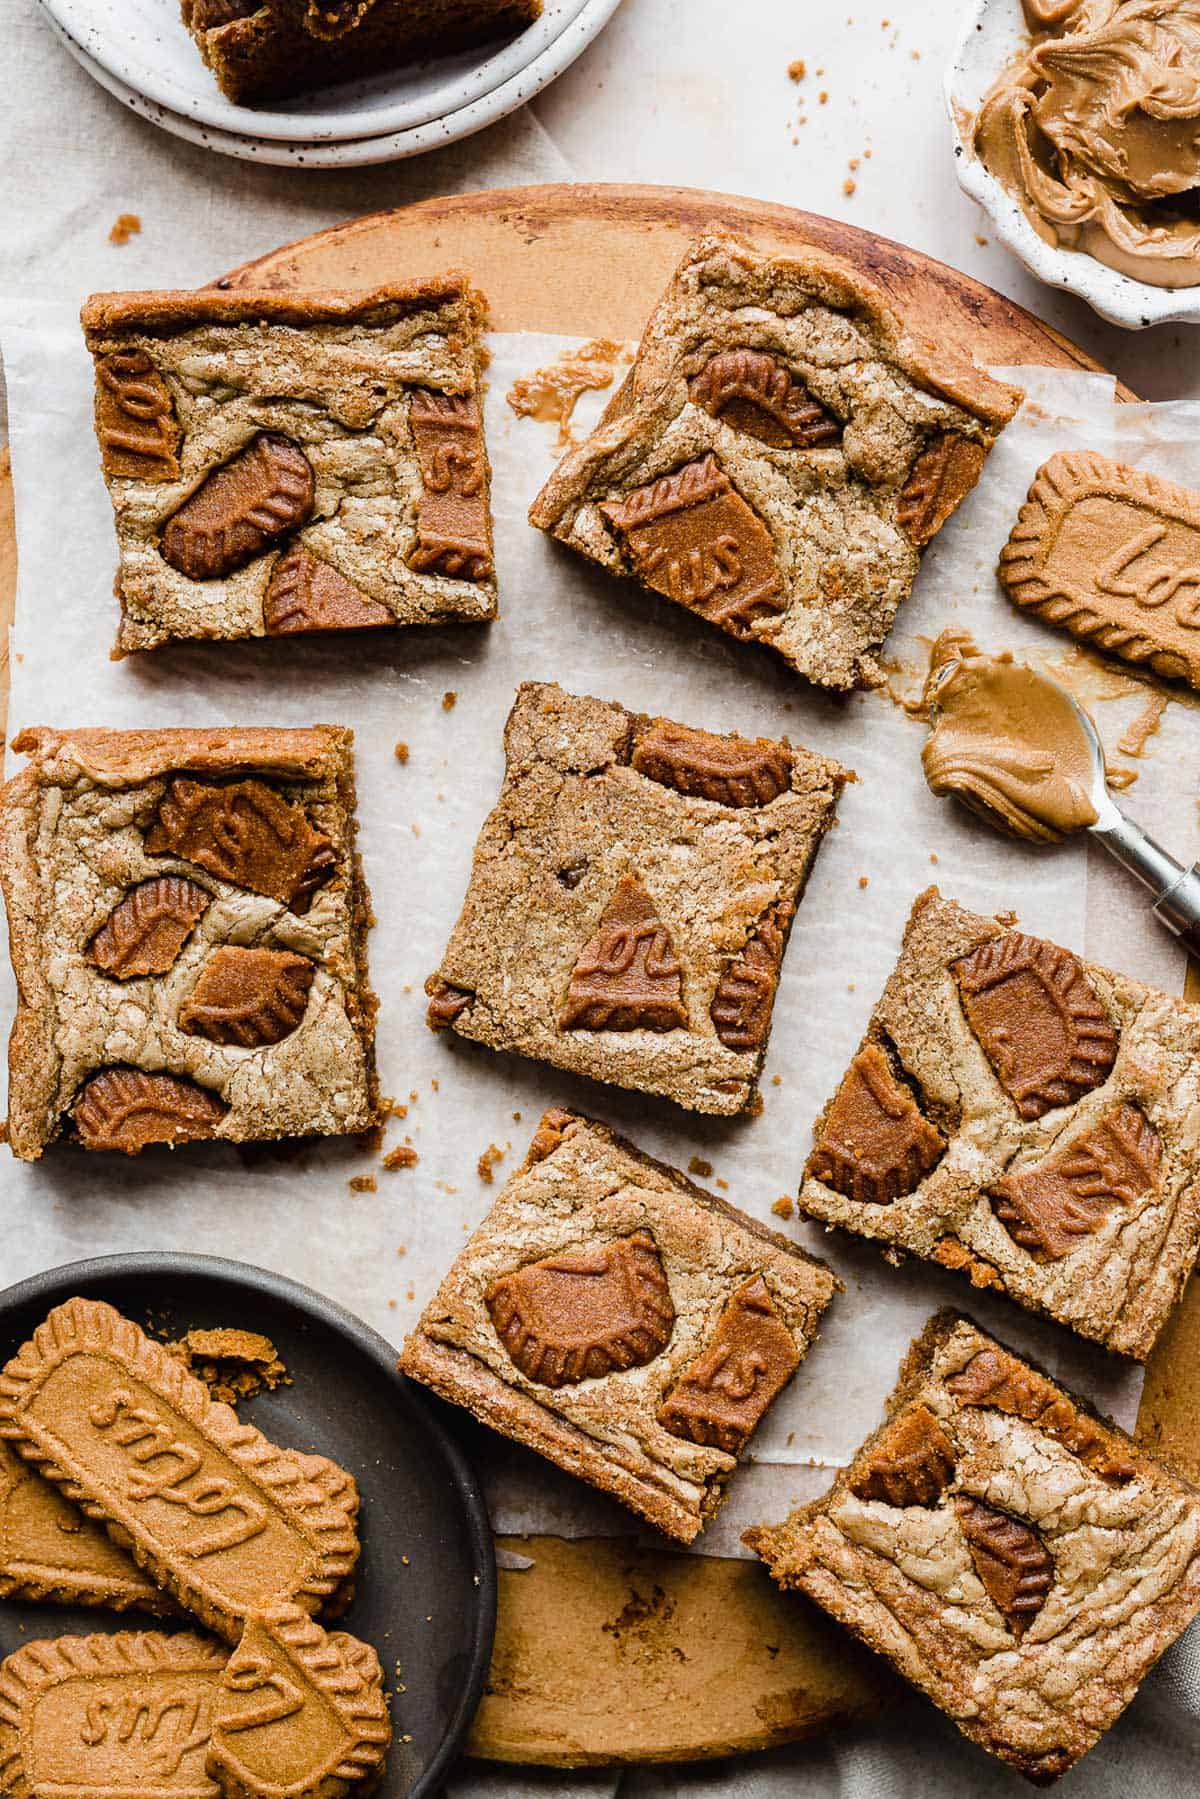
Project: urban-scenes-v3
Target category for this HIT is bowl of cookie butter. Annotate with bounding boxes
[946,0,1200,328]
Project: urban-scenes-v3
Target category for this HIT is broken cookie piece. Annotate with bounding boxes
[746,1310,1200,1782]
[798,886,1200,1358]
[0,724,378,1158]
[401,1108,838,1543]
[530,235,1020,692]
[82,280,494,654]
[425,682,849,1115]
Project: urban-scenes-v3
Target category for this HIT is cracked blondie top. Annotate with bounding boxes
[82,281,494,654]
[425,681,851,1115]
[746,1310,1200,1783]
[798,887,1200,1359]
[401,1108,839,1543]
[0,725,378,1158]
[529,236,1022,692]
[180,0,542,106]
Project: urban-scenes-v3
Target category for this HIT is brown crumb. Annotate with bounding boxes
[930,851,940,864]
[383,1145,419,1170]
[392,1104,408,1120]
[688,1156,714,1178]
[772,1196,795,1220]
[849,157,860,170]
[715,1178,729,1192]
[406,1287,415,1301]
[512,1111,522,1122]
[974,233,988,246]
[843,178,857,196]
[477,1142,507,1184]
[858,875,869,889]
[165,1328,289,1405]
[394,741,410,763]
[431,1078,439,1092]
[819,90,829,103]
[772,1074,782,1086]
[388,1298,397,1309]
[348,1175,378,1194]
[788,57,806,80]
[442,691,457,711]
[435,1180,458,1195]
[397,1244,406,1255]
[746,1091,765,1118]
[109,212,141,245]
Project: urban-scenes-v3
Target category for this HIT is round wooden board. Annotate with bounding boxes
[1,182,1194,1770]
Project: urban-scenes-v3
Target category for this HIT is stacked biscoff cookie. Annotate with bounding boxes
[0,1297,390,1797]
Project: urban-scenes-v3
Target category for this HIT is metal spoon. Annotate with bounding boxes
[1071,692,1200,957]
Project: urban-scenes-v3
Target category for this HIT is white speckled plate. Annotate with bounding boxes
[946,0,1200,330]
[43,0,621,166]
[38,0,616,145]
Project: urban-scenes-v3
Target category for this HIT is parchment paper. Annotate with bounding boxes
[2,307,1199,1556]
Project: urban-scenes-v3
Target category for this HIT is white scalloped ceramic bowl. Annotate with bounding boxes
[946,0,1200,330]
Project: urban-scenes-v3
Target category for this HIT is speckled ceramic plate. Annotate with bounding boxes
[0,1252,496,1799]
[37,0,613,142]
[945,0,1200,330]
[43,0,620,165]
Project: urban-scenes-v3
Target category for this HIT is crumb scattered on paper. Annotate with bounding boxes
[506,339,630,447]
[383,1145,419,1170]
[843,178,857,196]
[477,1142,507,1184]
[788,57,806,79]
[108,213,141,245]
[688,1156,714,1178]
[442,691,457,712]
[772,1196,795,1219]
[394,741,409,763]
[349,1175,378,1193]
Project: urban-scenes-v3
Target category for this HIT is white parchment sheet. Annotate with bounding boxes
[2,308,1200,1557]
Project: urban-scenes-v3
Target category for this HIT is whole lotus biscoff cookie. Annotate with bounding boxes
[0,1298,360,1642]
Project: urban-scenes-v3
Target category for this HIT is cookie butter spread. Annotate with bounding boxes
[974,0,1200,287]
[921,631,1099,842]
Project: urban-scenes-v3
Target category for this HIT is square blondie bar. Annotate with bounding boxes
[401,1108,839,1542]
[530,235,1021,692]
[425,681,850,1115]
[82,281,494,654]
[798,886,1200,1359]
[747,1310,1200,1782]
[0,725,378,1157]
[181,0,541,106]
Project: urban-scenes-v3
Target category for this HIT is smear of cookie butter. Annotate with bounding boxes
[921,630,1101,843]
[507,339,631,445]
[973,0,1200,288]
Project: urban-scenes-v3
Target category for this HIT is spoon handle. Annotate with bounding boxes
[1091,813,1200,962]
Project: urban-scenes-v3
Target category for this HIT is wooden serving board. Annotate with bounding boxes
[0,183,1192,1769]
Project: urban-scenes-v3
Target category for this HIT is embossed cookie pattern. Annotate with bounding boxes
[146,777,336,913]
[954,1496,1053,1638]
[178,947,316,1048]
[0,1298,360,1641]
[161,434,315,581]
[807,1043,946,1204]
[848,1403,956,1508]
[710,901,793,1052]
[952,931,1118,1119]
[263,547,391,635]
[73,1069,229,1154]
[988,1102,1161,1260]
[406,390,494,582]
[1000,451,1200,687]
[0,1439,170,1612]
[95,349,181,483]
[485,1230,676,1388]
[88,876,212,980]
[947,1346,1136,1484]
[601,455,785,639]
[689,349,841,449]
[558,876,687,1033]
[657,1275,800,1455]
[898,432,986,546]
[631,718,792,806]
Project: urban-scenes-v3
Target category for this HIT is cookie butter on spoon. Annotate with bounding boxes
[974,0,1200,288]
[921,629,1098,842]
[922,630,1200,955]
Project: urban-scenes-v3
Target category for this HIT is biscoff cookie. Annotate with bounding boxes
[0,1298,360,1642]
[999,451,1200,688]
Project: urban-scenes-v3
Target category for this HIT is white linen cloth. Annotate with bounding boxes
[3,0,1200,1790]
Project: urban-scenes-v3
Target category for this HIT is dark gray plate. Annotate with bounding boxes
[0,1252,496,1797]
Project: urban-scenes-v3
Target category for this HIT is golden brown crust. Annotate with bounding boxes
[401,1109,839,1545]
[747,1308,1200,1782]
[81,277,485,341]
[0,725,378,1159]
[797,886,1200,1359]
